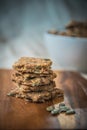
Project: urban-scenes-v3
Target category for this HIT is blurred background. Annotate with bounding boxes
[0,0,87,71]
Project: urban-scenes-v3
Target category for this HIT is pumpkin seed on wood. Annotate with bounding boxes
[7,92,16,96]
[59,108,67,113]
[46,106,54,112]
[7,93,12,96]
[51,109,60,115]
[66,109,75,115]
[59,105,70,110]
[46,102,76,116]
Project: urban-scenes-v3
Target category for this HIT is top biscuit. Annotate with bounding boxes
[13,57,52,73]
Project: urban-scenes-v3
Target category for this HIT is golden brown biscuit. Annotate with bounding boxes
[12,73,56,86]
[12,70,56,79]
[13,57,52,74]
[14,81,56,92]
[8,87,64,103]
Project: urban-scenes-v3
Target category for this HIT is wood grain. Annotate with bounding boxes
[0,69,87,129]
[55,71,87,129]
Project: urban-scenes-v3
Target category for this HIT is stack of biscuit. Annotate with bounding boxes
[8,57,64,103]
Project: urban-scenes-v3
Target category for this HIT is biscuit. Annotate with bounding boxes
[66,21,87,28]
[14,81,56,92]
[8,57,64,103]
[13,57,52,74]
[8,87,64,103]
[65,21,87,37]
[12,70,56,79]
[12,73,56,86]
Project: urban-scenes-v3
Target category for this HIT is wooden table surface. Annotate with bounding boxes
[0,69,87,129]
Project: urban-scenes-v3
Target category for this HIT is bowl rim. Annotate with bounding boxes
[45,31,87,40]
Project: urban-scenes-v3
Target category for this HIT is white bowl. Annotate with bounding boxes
[44,32,87,72]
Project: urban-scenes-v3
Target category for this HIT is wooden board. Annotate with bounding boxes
[0,69,87,129]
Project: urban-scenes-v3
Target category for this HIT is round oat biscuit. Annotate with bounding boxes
[13,57,52,74]
[12,73,56,86]
[8,87,64,103]
[12,70,57,79]
[15,81,56,92]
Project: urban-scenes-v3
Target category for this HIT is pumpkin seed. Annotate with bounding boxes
[66,109,75,115]
[59,106,69,110]
[51,109,60,115]
[44,58,50,61]
[59,103,65,107]
[46,106,54,112]
[7,93,11,96]
[60,107,70,112]
[46,102,76,116]
[35,66,41,69]
[7,92,16,96]
[35,70,40,73]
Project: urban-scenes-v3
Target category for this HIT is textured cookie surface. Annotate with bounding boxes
[8,87,64,103]
[12,70,56,79]
[13,57,52,73]
[12,73,56,86]
[14,81,56,92]
[8,57,64,103]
